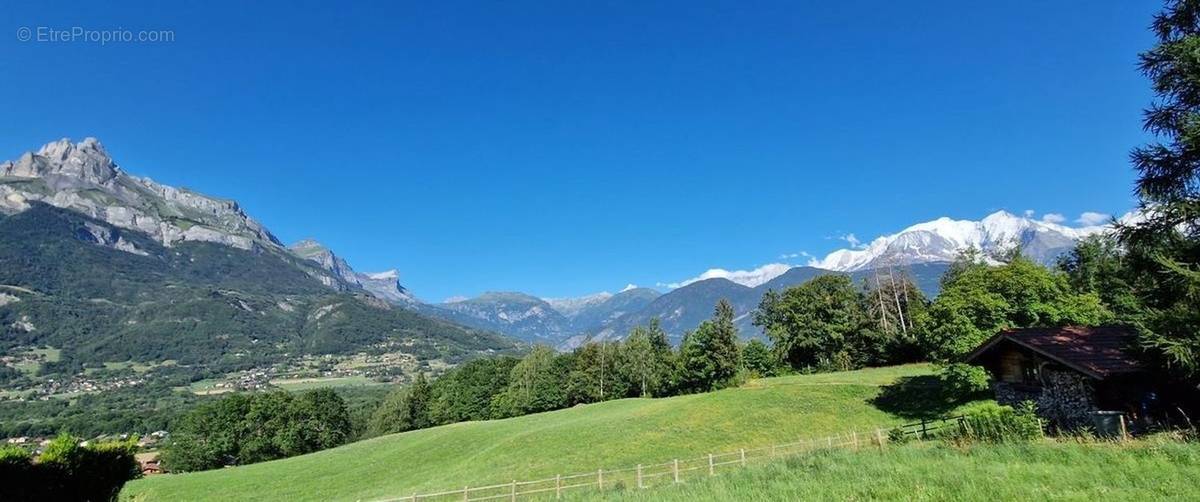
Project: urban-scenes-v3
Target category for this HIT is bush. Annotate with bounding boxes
[887,426,912,444]
[938,363,991,400]
[945,402,1042,444]
[0,433,139,502]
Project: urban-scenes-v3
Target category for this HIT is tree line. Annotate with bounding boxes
[367,301,746,437]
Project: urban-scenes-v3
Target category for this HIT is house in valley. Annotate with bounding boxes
[964,326,1155,429]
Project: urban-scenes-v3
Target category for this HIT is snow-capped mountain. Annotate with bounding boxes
[811,210,1111,272]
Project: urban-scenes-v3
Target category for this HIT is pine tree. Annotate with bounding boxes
[1123,0,1200,377]
[679,300,741,392]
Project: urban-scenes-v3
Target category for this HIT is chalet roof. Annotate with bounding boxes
[965,326,1144,380]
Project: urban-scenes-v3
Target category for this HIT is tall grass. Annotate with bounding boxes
[578,438,1200,501]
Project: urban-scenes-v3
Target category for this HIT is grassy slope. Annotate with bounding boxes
[124,364,967,501]
[581,439,1200,501]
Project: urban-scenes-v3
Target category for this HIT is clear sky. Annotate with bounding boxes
[1,1,1160,301]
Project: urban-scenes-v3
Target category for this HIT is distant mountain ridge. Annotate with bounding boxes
[431,287,661,344]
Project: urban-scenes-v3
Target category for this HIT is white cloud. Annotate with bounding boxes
[839,234,866,249]
[778,251,811,260]
[1041,213,1066,224]
[1023,209,1035,218]
[665,263,793,289]
[1076,211,1111,227]
[620,283,639,292]
[443,295,468,304]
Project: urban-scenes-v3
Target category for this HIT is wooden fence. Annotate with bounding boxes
[370,417,963,502]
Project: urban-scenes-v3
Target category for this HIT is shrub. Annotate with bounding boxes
[946,401,1042,444]
[937,363,991,400]
[887,426,912,444]
[0,433,139,502]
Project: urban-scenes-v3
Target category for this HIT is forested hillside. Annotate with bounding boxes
[0,204,517,436]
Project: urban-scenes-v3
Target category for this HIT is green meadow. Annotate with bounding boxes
[124,364,972,501]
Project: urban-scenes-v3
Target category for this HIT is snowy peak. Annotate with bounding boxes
[812,210,1114,271]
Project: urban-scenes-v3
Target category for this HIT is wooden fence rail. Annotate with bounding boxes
[371,419,958,502]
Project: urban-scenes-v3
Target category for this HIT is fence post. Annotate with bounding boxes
[463,486,469,501]
[598,469,603,490]
[510,480,516,502]
[740,448,746,466]
[637,464,643,489]
[920,419,928,439]
[876,428,885,451]
[673,459,680,484]
[1119,415,1129,441]
[771,443,776,458]
[708,453,714,476]
[412,492,418,502]
[555,474,561,499]
[827,436,833,448]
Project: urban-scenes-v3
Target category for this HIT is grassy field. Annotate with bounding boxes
[269,375,383,391]
[124,364,975,501]
[580,438,1200,501]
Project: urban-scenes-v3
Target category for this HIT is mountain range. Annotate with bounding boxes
[810,210,1110,272]
[0,138,1119,359]
[0,139,516,378]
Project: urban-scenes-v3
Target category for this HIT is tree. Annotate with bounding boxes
[164,390,352,471]
[1122,0,1200,378]
[920,255,1112,361]
[1058,234,1146,320]
[740,339,780,377]
[288,388,353,455]
[368,373,433,436]
[493,346,568,416]
[429,356,519,423]
[754,275,870,371]
[566,342,629,404]
[678,300,741,392]
[863,269,929,364]
[620,319,677,397]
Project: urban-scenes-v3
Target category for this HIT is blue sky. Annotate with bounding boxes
[1,1,1159,301]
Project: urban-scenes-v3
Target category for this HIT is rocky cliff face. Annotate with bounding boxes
[0,138,280,251]
[289,239,415,303]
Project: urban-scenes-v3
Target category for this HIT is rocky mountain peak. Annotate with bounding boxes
[5,137,118,185]
[1,138,279,251]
